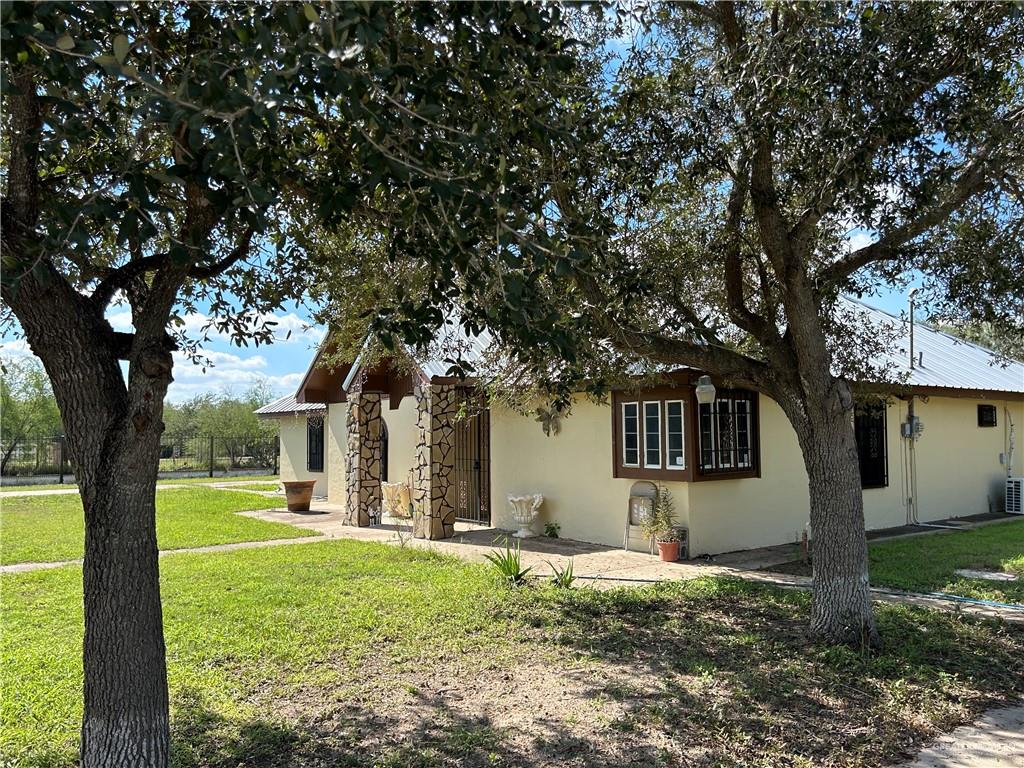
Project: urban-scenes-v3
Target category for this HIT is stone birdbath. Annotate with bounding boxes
[508,494,544,538]
[282,480,317,512]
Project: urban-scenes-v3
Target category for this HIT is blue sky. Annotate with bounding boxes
[1,298,324,403]
[2,270,916,404]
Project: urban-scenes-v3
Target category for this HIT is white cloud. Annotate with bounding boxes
[169,310,324,348]
[846,230,876,252]
[167,349,300,401]
[0,338,34,360]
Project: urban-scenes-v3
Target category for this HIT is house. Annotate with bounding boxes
[256,299,1024,555]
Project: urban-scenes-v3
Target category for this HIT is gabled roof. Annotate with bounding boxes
[845,297,1024,395]
[254,393,326,418]
[260,298,1022,416]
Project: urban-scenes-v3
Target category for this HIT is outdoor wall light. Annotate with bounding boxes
[695,375,716,405]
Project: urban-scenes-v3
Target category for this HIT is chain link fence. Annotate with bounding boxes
[1,433,279,487]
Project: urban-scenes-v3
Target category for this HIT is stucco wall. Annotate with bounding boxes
[325,403,347,505]
[383,393,420,490]
[277,412,329,496]
[489,398,692,548]
[489,393,1022,556]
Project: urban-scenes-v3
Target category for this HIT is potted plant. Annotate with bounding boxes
[640,486,681,562]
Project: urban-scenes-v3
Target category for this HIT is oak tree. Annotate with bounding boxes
[1,2,586,765]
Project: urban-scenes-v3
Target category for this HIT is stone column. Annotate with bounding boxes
[344,391,382,526]
[412,383,458,539]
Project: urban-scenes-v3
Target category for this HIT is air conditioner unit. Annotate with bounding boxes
[1008,478,1024,515]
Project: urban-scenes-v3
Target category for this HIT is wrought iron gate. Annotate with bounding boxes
[453,389,490,524]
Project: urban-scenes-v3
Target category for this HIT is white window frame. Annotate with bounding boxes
[642,400,662,469]
[621,401,640,467]
[665,399,686,470]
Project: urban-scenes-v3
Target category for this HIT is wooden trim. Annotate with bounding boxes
[611,390,695,482]
[690,390,762,482]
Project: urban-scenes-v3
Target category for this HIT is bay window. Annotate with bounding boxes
[613,383,759,481]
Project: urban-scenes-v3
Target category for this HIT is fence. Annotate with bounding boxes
[0,433,279,486]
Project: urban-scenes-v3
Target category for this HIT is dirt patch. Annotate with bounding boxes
[184,583,1024,768]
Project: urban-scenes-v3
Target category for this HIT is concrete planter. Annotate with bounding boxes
[282,480,317,512]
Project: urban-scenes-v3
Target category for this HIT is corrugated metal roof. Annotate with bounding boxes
[419,325,494,378]
[259,299,1022,415]
[254,393,326,417]
[843,297,1024,394]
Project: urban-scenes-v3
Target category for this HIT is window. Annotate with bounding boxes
[307,416,324,472]
[854,401,887,488]
[622,402,640,467]
[978,404,997,427]
[643,401,662,468]
[614,385,758,481]
[697,391,758,474]
[666,400,685,469]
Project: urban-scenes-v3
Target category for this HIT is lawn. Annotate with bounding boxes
[2,539,1022,768]
[868,519,1024,604]
[0,487,310,565]
[0,475,281,493]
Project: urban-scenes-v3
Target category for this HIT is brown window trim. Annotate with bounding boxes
[611,384,762,482]
[692,389,762,482]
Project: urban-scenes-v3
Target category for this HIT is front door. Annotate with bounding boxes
[452,389,490,524]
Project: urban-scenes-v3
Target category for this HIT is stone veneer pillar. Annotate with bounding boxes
[412,383,458,539]
[344,390,382,526]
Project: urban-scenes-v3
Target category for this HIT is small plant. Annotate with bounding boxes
[640,486,678,542]
[544,521,561,538]
[484,539,532,587]
[547,559,575,588]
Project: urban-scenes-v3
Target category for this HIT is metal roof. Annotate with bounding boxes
[261,299,1022,413]
[254,393,327,417]
[419,325,494,379]
[843,297,1024,394]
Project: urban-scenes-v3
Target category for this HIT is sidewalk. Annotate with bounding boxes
[894,703,1024,768]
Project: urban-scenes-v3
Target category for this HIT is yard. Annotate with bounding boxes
[772,520,1024,605]
[0,474,282,493]
[0,486,308,565]
[868,520,1024,604]
[2,536,1023,768]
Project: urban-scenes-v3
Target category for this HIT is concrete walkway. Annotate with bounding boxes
[894,703,1024,767]
[0,479,282,497]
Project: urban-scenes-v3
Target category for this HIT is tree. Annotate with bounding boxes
[1,3,588,765]
[330,2,1023,646]
[0,356,61,472]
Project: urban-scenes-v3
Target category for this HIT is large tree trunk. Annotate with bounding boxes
[786,378,880,648]
[77,409,170,767]
[11,283,174,768]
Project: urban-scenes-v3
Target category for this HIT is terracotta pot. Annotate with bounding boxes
[282,480,317,512]
[657,540,680,562]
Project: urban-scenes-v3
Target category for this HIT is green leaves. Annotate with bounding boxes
[112,33,129,63]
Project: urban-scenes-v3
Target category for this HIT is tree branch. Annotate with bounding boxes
[815,146,1001,287]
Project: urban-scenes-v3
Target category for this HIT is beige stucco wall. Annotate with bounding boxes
[488,393,1022,556]
[274,387,1021,555]
[382,394,420,490]
[325,403,347,505]
[276,412,329,496]
[489,398,692,549]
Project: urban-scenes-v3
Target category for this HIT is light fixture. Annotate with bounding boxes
[695,375,716,405]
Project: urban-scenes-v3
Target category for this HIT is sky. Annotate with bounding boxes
[1,299,324,403]
[1,265,918,404]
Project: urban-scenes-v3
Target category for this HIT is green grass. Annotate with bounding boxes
[217,482,282,492]
[0,487,309,565]
[0,475,281,493]
[868,519,1024,604]
[2,540,1023,768]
